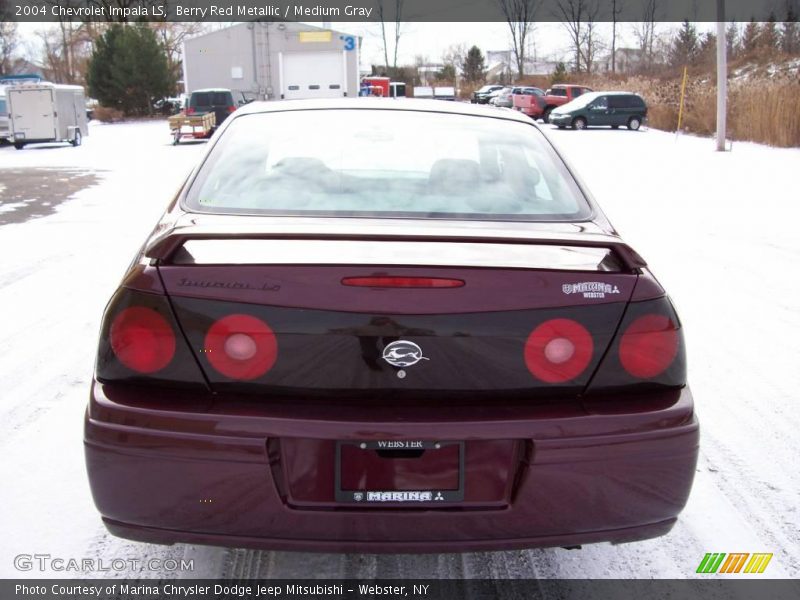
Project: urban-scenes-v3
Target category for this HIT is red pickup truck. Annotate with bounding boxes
[514,84,593,123]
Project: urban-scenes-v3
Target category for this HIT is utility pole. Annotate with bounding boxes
[716,0,727,151]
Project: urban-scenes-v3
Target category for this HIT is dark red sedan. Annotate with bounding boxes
[85,99,697,552]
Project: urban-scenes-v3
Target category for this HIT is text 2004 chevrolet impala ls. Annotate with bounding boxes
[85,99,698,552]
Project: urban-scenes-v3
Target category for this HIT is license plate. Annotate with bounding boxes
[335,440,464,504]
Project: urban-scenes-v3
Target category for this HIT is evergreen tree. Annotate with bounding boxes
[742,19,760,56]
[726,21,740,59]
[87,24,173,115]
[757,13,779,52]
[550,61,568,84]
[436,64,456,82]
[461,46,486,83]
[780,5,800,55]
[670,20,700,66]
[697,32,717,66]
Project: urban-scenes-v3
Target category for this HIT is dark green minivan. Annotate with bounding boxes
[549,91,647,131]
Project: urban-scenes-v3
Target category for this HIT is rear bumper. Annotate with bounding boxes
[85,381,699,553]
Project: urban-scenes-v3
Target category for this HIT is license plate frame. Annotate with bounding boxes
[335,440,465,504]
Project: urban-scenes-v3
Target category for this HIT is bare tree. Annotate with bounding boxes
[496,0,541,80]
[555,0,601,74]
[392,0,403,70]
[37,20,98,84]
[376,0,404,73]
[632,0,659,72]
[0,21,19,74]
[611,0,624,73]
[150,22,206,92]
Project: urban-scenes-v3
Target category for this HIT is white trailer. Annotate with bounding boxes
[8,83,88,150]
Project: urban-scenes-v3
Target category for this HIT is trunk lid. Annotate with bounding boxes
[156,231,638,398]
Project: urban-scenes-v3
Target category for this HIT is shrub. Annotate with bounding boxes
[93,106,125,123]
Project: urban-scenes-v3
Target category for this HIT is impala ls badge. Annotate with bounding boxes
[382,340,429,368]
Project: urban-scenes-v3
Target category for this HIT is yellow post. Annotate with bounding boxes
[676,66,689,133]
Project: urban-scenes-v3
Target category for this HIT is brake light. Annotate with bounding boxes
[584,296,686,394]
[228,105,236,113]
[341,276,465,289]
[186,107,195,115]
[619,314,679,378]
[204,314,278,380]
[525,318,593,383]
[109,307,176,373]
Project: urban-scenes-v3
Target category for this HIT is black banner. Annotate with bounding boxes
[2,0,798,23]
[2,579,800,600]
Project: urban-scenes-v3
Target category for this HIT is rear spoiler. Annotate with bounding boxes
[145,225,647,271]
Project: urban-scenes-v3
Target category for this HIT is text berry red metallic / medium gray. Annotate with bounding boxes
[85,99,697,552]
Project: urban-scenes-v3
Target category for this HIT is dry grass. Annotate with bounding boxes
[93,106,125,123]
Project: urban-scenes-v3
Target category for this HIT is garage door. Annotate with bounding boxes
[281,52,346,100]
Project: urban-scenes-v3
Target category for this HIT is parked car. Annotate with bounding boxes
[489,86,514,107]
[511,86,546,117]
[549,91,648,131]
[471,84,505,104]
[85,98,696,553]
[540,84,593,123]
[186,88,247,130]
[155,95,186,116]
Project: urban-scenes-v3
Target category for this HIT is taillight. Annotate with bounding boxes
[619,314,679,378]
[204,314,278,380]
[586,296,686,393]
[95,288,207,387]
[186,107,195,115]
[341,276,464,288]
[228,105,236,113]
[110,307,175,373]
[524,318,594,383]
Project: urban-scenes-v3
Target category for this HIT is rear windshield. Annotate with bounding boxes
[185,109,591,221]
[190,92,232,107]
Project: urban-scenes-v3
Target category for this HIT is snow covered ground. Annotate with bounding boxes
[0,119,797,580]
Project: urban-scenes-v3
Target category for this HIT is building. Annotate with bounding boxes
[599,48,645,74]
[485,50,560,80]
[182,22,360,101]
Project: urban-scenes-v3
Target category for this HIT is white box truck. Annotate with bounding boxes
[8,83,88,150]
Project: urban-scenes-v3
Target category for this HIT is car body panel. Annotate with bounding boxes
[86,381,698,552]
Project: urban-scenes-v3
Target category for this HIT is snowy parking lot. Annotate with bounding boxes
[0,117,798,579]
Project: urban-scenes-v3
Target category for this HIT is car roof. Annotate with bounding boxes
[191,88,233,94]
[234,98,535,125]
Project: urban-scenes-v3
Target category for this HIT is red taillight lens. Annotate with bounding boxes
[204,314,277,380]
[228,105,236,113]
[341,276,465,289]
[186,107,195,115]
[525,318,593,383]
[109,307,176,373]
[619,314,679,378]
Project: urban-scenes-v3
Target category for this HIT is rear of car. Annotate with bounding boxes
[187,89,237,130]
[85,101,696,552]
[490,87,514,107]
[512,87,546,118]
